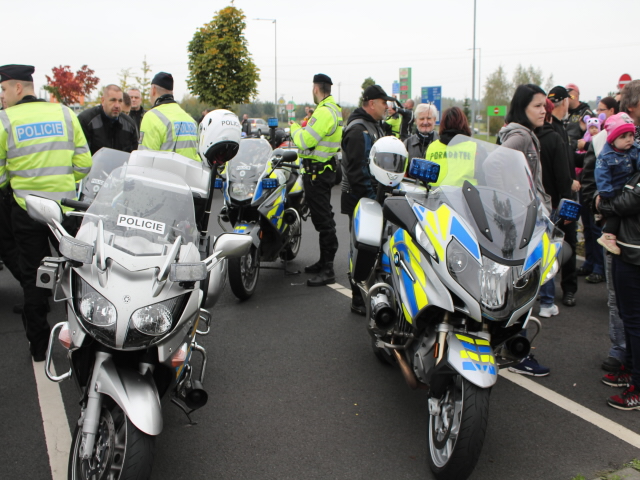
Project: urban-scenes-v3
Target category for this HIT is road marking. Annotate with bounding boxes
[500,369,640,448]
[32,359,71,480]
[328,281,640,449]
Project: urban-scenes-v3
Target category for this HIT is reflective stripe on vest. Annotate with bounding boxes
[295,97,343,166]
[148,108,198,153]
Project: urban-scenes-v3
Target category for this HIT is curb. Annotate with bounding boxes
[591,467,640,480]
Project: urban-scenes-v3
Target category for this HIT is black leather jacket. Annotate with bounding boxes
[598,171,640,265]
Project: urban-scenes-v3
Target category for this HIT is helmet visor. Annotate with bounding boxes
[373,152,407,174]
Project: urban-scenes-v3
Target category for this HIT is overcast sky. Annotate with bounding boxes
[7,0,639,107]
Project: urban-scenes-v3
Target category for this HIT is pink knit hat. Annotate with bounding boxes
[605,112,635,144]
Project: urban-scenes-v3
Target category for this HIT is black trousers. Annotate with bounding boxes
[0,191,21,282]
[11,203,55,354]
[559,220,578,295]
[302,169,338,262]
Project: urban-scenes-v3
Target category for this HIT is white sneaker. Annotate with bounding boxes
[539,304,559,318]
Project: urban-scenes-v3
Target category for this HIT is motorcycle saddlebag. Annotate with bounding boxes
[350,199,383,282]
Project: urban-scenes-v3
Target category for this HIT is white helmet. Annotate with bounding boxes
[369,136,408,187]
[199,109,241,166]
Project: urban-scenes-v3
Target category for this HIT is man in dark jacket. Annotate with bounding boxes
[341,84,391,314]
[127,88,146,131]
[78,84,138,154]
[565,83,594,152]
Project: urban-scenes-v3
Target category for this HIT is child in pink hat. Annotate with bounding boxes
[595,112,640,254]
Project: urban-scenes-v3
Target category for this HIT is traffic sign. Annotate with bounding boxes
[278,96,286,105]
[618,73,632,90]
[487,105,507,116]
[421,86,442,125]
[286,101,296,111]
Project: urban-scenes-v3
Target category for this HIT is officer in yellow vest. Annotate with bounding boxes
[385,103,402,138]
[0,64,92,361]
[290,73,343,286]
[139,72,199,162]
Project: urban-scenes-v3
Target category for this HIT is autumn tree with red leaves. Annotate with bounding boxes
[44,65,100,105]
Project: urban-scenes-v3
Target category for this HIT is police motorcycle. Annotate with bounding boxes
[27,111,249,480]
[217,137,306,300]
[350,135,580,480]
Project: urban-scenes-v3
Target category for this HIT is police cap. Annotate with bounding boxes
[151,72,174,91]
[313,73,333,85]
[362,85,395,103]
[0,64,34,83]
[548,86,570,103]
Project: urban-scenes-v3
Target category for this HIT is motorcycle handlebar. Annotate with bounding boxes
[391,189,407,196]
[61,198,91,211]
[278,162,300,170]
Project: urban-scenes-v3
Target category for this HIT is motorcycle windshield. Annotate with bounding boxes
[227,138,272,184]
[80,147,130,201]
[79,165,199,256]
[417,135,541,262]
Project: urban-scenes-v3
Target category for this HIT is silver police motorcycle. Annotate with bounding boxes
[350,135,579,480]
[27,111,249,479]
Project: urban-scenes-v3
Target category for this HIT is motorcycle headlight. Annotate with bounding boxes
[446,238,481,300]
[542,259,559,285]
[75,276,117,347]
[479,258,511,309]
[230,182,256,201]
[132,302,173,336]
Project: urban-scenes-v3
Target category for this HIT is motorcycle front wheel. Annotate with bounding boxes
[281,216,302,261]
[228,244,260,300]
[69,399,155,480]
[427,376,490,480]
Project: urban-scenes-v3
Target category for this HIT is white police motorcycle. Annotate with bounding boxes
[350,135,580,480]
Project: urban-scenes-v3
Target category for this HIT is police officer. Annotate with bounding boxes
[0,64,92,361]
[139,72,199,161]
[290,74,343,286]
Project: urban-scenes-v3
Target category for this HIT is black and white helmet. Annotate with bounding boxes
[199,109,241,166]
[369,136,408,187]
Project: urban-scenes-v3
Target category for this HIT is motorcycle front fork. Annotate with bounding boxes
[78,351,111,460]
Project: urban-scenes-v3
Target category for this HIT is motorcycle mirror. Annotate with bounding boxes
[409,158,440,184]
[556,199,581,222]
[209,233,252,262]
[282,150,298,163]
[25,195,63,226]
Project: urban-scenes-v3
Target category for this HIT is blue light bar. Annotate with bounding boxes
[214,178,223,189]
[557,199,581,222]
[262,177,278,190]
[409,158,440,184]
[267,117,278,128]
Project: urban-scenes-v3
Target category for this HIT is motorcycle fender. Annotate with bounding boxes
[95,358,163,436]
[446,332,498,389]
[233,222,260,248]
[203,257,227,309]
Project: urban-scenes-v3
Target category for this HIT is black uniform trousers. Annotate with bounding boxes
[302,167,338,263]
[0,190,21,282]
[11,201,56,355]
[560,220,578,295]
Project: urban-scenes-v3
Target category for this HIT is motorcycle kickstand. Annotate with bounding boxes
[171,397,198,427]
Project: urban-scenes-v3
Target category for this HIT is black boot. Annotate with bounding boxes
[307,262,335,286]
[304,259,324,274]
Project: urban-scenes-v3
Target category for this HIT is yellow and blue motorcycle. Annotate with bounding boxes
[350,135,580,480]
[218,138,306,299]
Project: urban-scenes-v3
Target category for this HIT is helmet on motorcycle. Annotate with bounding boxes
[369,136,408,187]
[199,109,241,166]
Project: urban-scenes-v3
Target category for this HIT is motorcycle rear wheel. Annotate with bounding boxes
[281,216,302,261]
[228,245,260,300]
[69,400,155,480]
[427,376,490,480]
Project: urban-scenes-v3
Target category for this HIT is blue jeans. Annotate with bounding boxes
[539,278,555,308]
[580,194,604,276]
[612,257,640,388]
[605,253,625,362]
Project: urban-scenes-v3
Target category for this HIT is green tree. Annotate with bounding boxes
[512,64,544,90]
[180,94,210,121]
[134,56,152,108]
[187,6,260,109]
[359,77,376,106]
[118,68,134,91]
[483,65,512,135]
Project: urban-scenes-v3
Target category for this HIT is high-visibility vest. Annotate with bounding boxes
[425,139,477,186]
[139,103,199,162]
[291,96,343,171]
[0,101,92,210]
[385,114,402,138]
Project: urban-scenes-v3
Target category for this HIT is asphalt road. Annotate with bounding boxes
[2,185,639,480]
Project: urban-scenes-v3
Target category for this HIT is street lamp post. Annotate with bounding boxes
[471,0,477,137]
[255,18,277,121]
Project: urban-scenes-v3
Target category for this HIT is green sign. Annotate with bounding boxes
[399,67,412,102]
[487,105,507,116]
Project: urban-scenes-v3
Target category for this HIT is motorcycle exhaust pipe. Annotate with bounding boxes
[184,380,208,410]
[283,209,297,225]
[371,293,395,330]
[392,349,419,390]
[504,335,531,361]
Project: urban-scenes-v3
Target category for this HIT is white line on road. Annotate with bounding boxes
[328,281,640,450]
[32,359,71,480]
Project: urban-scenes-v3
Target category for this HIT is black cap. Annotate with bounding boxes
[313,73,332,85]
[0,64,34,82]
[362,85,395,102]
[151,72,174,91]
[548,86,569,103]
